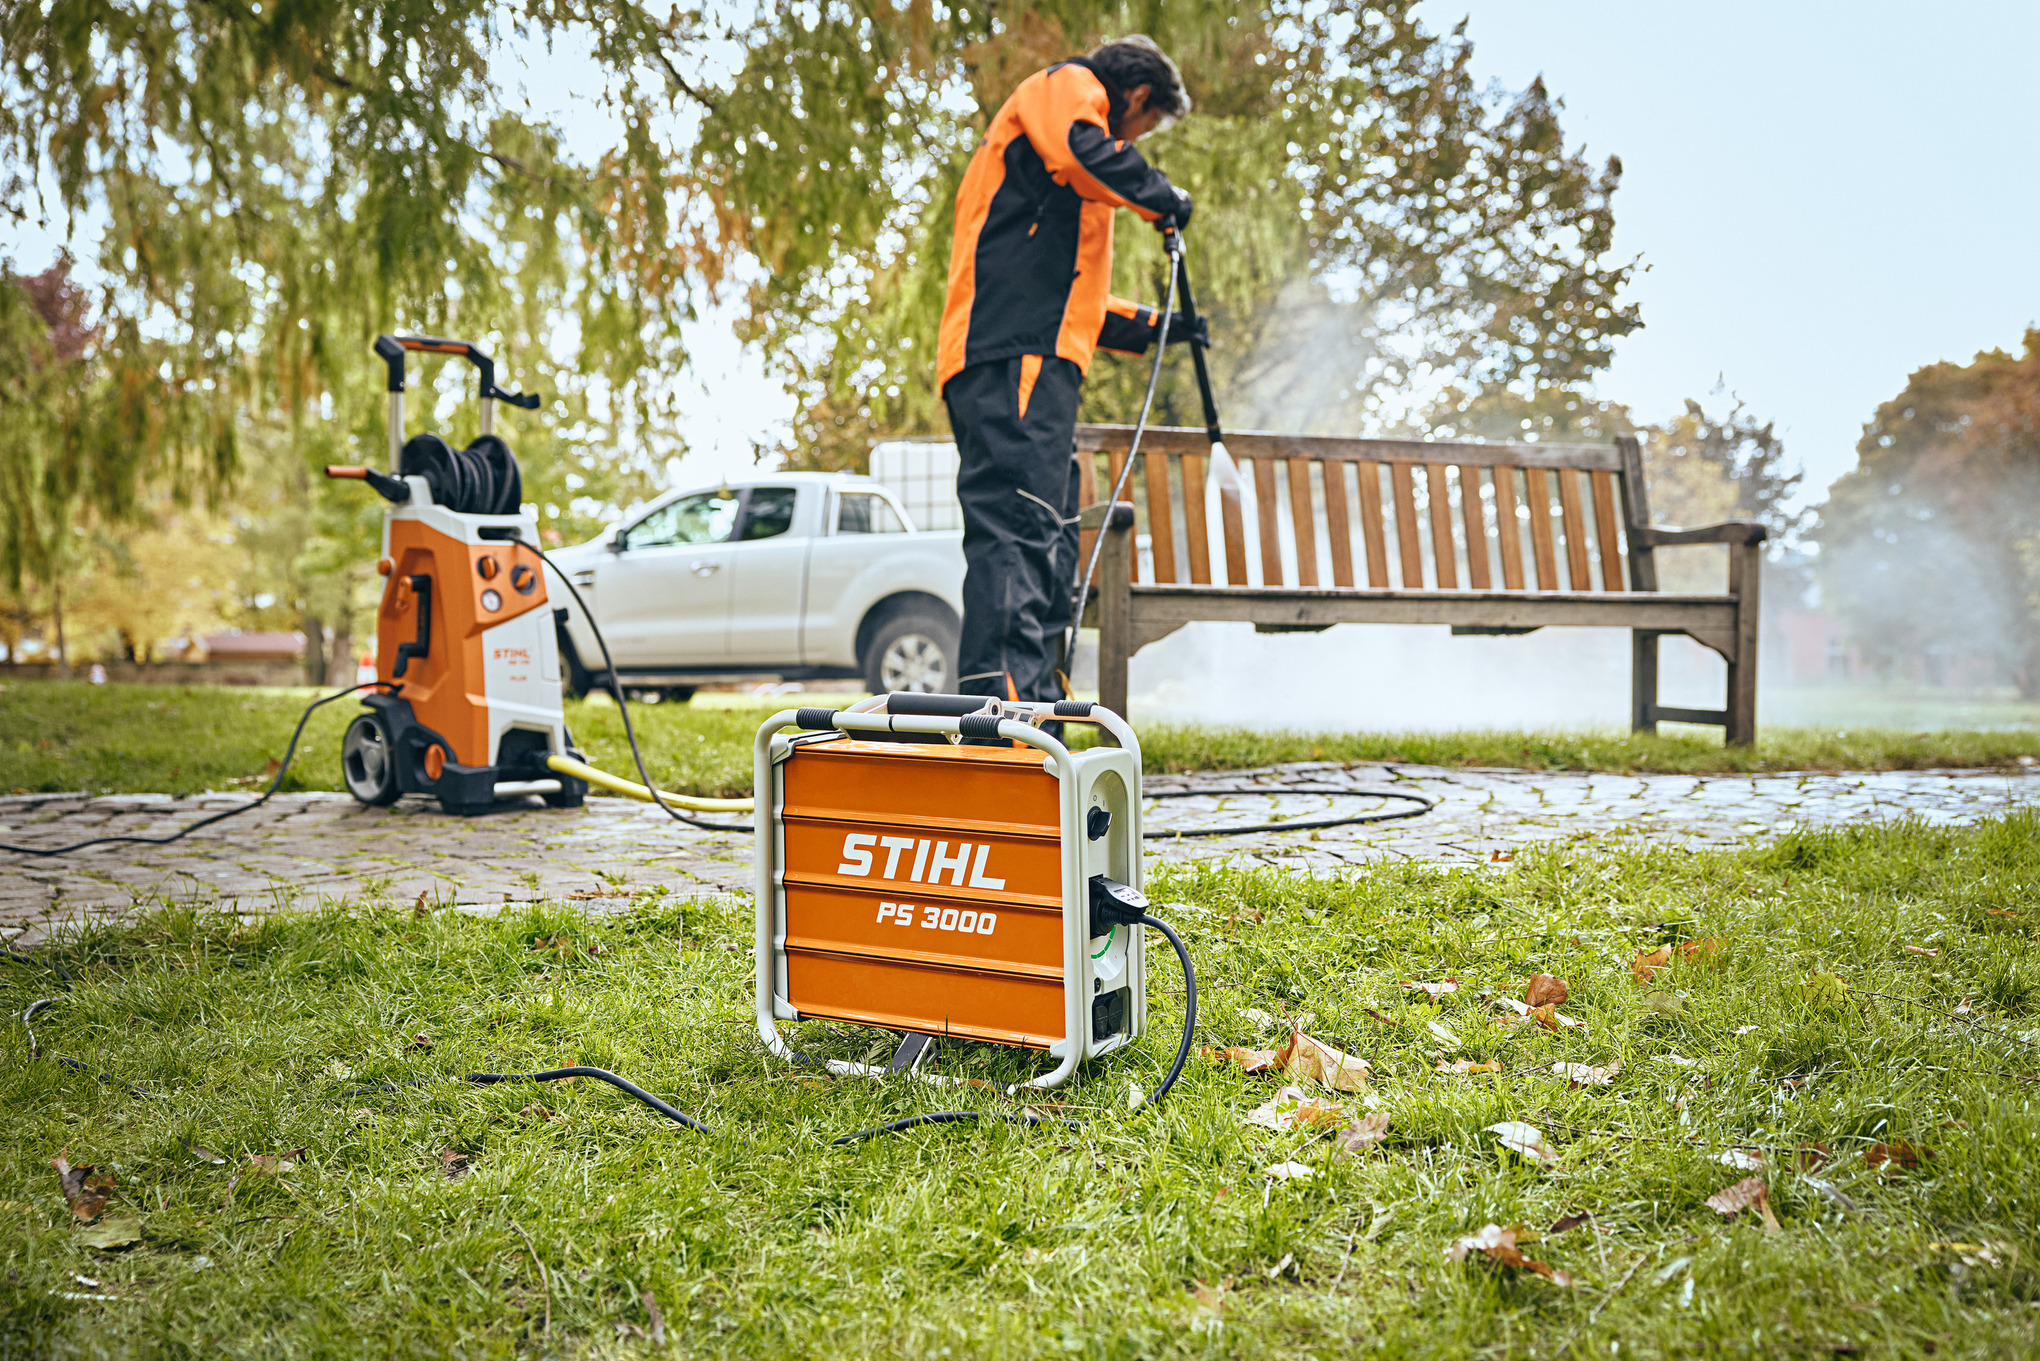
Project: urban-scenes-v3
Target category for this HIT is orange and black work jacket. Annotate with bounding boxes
[937,57,1184,393]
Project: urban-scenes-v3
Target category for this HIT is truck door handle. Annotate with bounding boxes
[689,560,721,577]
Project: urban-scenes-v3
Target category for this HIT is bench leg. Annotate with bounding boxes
[1099,522,1132,720]
[1630,630,1658,735]
[1725,543,1762,747]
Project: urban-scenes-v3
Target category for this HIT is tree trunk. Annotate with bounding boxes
[301,612,326,686]
[326,613,355,687]
[52,578,70,679]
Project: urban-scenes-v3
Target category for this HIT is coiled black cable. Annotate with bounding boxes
[0,681,390,857]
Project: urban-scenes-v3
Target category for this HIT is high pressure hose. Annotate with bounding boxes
[0,681,392,858]
[531,543,753,834]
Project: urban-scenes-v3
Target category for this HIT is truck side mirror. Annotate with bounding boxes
[609,526,628,552]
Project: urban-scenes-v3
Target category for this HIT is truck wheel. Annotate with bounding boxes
[862,613,957,695]
[341,712,404,806]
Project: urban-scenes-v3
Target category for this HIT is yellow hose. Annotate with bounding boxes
[545,754,754,813]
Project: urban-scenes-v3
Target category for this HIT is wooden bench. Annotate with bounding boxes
[1073,425,1768,744]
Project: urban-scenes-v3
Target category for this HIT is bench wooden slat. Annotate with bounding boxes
[1287,459,1319,587]
[1492,466,1525,590]
[1144,452,1176,585]
[1217,455,1249,586]
[1557,468,1592,590]
[1322,462,1356,588]
[1424,463,1458,589]
[1458,465,1492,590]
[1390,463,1423,587]
[1181,452,1212,585]
[1250,458,1283,586]
[1356,461,1390,587]
[1524,467,1559,590]
[1590,469,1625,592]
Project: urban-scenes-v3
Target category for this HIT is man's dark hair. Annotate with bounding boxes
[1086,35,1190,126]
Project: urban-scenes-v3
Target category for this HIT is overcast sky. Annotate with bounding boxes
[7,3,2034,507]
[1426,0,2040,503]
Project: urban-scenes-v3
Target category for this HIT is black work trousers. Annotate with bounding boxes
[944,354,1084,703]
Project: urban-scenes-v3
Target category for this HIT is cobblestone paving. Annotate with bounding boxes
[3,764,2034,944]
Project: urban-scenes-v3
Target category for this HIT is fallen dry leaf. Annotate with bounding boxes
[1189,1276,1233,1330]
[1262,1160,1316,1181]
[642,1291,667,1346]
[1678,938,1726,963]
[439,1148,471,1179]
[1552,1061,1622,1087]
[1486,1121,1558,1165]
[1203,1044,1280,1074]
[1363,1007,1397,1026]
[1717,1148,1764,1172]
[1403,978,1459,1000]
[1267,1251,1296,1279]
[1437,1058,1503,1075]
[1524,974,1569,1009]
[1802,970,1852,1008]
[245,1148,305,1176]
[1548,1212,1593,1236]
[1425,1018,1462,1048]
[52,1156,113,1222]
[1984,908,2021,919]
[1447,1223,1575,1286]
[74,1216,143,1250]
[1928,1241,2014,1269]
[412,890,430,918]
[1731,1024,1760,1034]
[406,1032,435,1053]
[1211,1027,1370,1091]
[1901,945,1939,957]
[1952,998,1975,1015]
[178,1137,226,1165]
[1705,1175,1782,1234]
[1631,945,1673,982]
[1240,1007,1278,1030]
[1865,1141,1935,1172]
[1495,996,1587,1030]
[1278,1028,1371,1091]
[1245,1085,1348,1133]
[1332,1111,1391,1154]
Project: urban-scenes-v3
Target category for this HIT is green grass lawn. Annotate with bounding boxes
[5,813,2038,1357]
[2,682,2036,800]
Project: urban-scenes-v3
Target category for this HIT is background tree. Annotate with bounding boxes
[1818,331,2040,696]
[695,1,1642,467]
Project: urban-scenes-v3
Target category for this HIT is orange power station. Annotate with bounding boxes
[324,335,590,815]
[754,695,1149,1089]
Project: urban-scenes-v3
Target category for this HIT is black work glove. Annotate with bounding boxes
[1159,311,1209,348]
[1156,185,1193,234]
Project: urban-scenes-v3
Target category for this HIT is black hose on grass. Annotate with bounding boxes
[0,681,392,858]
[347,1066,710,1134]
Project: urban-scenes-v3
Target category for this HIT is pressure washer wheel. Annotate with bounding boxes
[341,711,403,806]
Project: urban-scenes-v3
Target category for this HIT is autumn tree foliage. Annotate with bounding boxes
[1818,332,2040,697]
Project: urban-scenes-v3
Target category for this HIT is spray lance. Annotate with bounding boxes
[1067,218,1240,672]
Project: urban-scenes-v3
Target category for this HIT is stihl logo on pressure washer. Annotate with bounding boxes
[834,832,1006,889]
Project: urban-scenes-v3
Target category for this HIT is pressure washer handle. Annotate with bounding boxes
[1171,255,1224,446]
[324,464,412,504]
[372,334,542,455]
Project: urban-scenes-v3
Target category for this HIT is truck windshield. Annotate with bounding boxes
[624,491,738,549]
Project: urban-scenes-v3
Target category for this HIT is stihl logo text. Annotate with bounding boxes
[835,833,1005,890]
[492,646,532,663]
[877,902,997,936]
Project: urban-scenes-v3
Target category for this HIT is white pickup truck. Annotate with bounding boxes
[545,472,966,699]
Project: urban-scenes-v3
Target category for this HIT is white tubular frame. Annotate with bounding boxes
[753,700,1141,1090]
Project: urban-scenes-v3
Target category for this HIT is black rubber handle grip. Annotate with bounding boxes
[957,715,1004,739]
[1054,700,1094,717]
[886,693,992,717]
[794,708,841,731]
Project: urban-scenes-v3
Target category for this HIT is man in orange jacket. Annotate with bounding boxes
[938,35,1202,707]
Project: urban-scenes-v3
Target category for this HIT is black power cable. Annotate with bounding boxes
[0,681,391,858]
[347,1066,709,1133]
[531,543,752,835]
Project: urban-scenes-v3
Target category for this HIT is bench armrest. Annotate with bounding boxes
[1633,520,1768,548]
[1077,501,1136,531]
